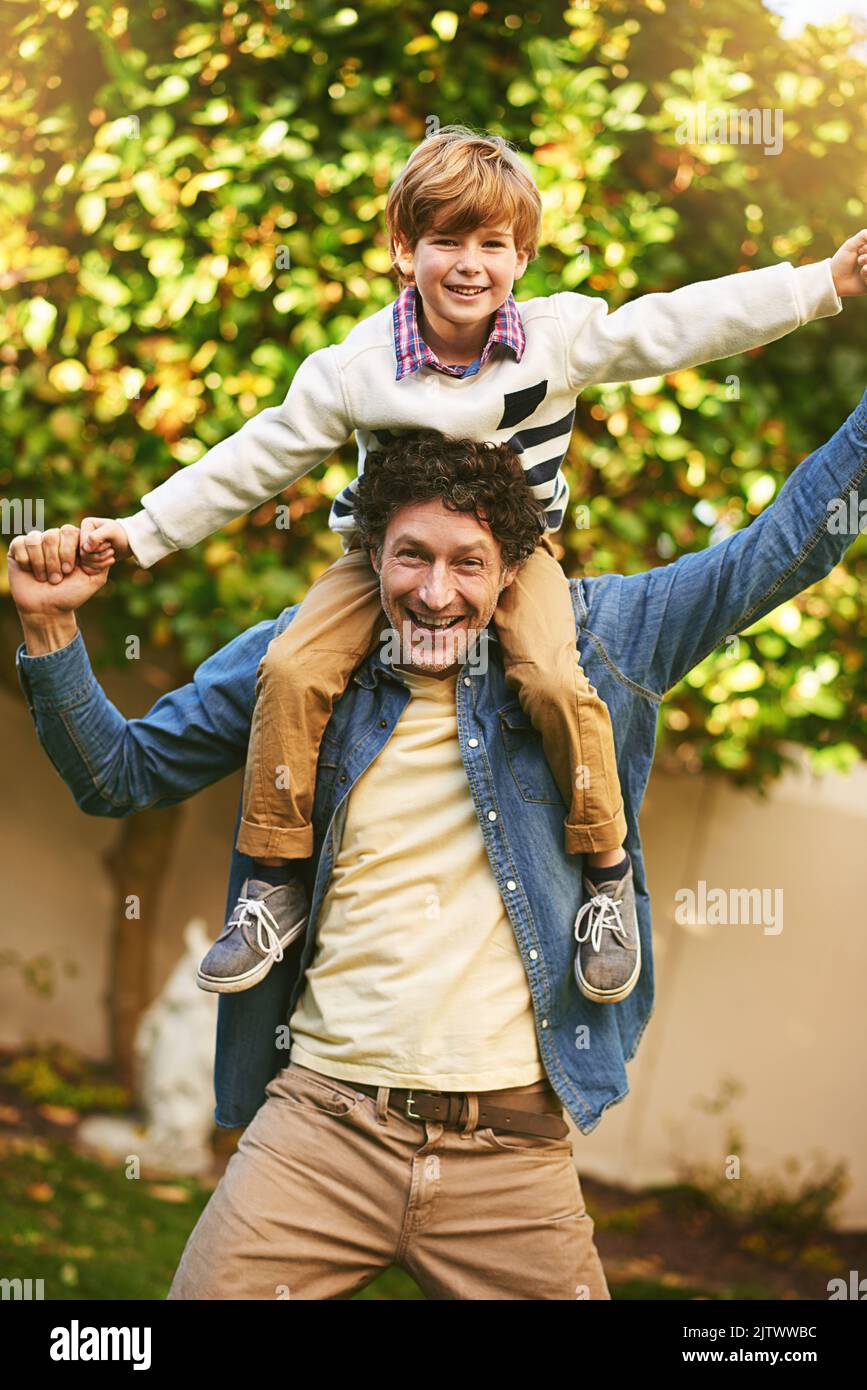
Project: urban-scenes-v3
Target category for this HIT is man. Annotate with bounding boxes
[10,397,867,1299]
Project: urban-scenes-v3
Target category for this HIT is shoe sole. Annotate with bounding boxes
[574,933,642,1004]
[196,915,308,994]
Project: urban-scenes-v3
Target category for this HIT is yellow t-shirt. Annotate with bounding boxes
[289,665,546,1089]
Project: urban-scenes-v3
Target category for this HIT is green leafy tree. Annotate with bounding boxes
[1,0,865,1074]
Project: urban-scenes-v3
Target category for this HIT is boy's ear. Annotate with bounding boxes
[514,249,530,279]
[393,234,414,278]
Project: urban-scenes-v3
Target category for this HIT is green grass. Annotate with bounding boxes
[0,1134,426,1300]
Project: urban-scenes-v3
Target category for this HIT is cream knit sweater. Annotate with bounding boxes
[120,260,841,568]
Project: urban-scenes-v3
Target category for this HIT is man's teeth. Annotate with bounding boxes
[409,612,462,627]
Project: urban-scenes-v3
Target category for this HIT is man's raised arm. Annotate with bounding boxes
[9,528,277,816]
[580,388,867,696]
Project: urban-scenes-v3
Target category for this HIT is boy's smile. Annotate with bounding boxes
[395,221,529,363]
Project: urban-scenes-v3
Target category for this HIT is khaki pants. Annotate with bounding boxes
[237,537,626,859]
[167,1062,611,1301]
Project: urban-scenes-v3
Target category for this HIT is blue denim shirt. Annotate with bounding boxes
[15,392,867,1134]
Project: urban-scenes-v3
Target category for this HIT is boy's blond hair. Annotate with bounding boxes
[385,124,542,289]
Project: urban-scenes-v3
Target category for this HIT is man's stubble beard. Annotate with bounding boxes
[375,568,508,675]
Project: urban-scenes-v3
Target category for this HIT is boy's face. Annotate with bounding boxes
[394,220,529,327]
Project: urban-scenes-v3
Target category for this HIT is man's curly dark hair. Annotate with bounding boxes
[352,430,547,570]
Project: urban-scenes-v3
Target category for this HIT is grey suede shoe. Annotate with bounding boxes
[196,876,308,994]
[573,858,641,1004]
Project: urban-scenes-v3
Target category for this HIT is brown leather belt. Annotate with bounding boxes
[350,1079,570,1139]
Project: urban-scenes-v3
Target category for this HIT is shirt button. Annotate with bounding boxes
[463,677,471,687]
[339,773,348,782]
[487,810,497,822]
[506,879,517,891]
[529,949,538,960]
[468,737,479,748]
[378,719,388,728]
[541,1018,549,1029]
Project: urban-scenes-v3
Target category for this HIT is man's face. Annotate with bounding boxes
[370,498,518,677]
[394,219,529,326]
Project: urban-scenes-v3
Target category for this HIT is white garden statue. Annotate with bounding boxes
[77,918,219,1177]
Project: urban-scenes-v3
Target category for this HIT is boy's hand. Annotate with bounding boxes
[831,229,867,297]
[79,516,131,574]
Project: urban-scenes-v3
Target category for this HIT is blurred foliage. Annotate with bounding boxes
[1,1044,130,1112]
[0,0,865,785]
[0,947,79,998]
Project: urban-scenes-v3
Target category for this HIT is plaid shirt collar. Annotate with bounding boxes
[392,284,525,381]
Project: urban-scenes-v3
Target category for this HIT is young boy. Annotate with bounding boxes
[30,126,865,1005]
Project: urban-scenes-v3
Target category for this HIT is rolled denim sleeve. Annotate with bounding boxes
[15,618,280,816]
[582,389,867,696]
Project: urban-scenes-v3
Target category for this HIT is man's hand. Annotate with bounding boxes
[831,229,867,297]
[8,526,112,654]
[11,517,123,580]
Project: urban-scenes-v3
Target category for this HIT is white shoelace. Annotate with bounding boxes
[235,895,287,964]
[574,892,632,954]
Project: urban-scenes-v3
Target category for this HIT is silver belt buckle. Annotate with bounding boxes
[405,1089,421,1119]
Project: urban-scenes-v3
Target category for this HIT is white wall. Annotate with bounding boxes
[576,756,867,1231]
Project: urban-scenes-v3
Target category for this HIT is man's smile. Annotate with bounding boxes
[404,606,466,631]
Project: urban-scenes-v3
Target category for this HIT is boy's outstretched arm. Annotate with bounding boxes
[123,346,352,568]
[558,230,867,392]
[51,344,354,574]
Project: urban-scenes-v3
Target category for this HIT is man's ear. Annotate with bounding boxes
[369,546,380,573]
[500,564,519,590]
